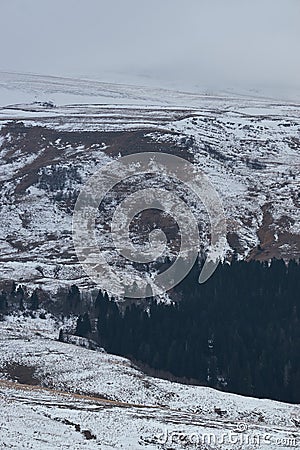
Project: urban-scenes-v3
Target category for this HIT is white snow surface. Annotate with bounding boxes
[0,72,299,292]
[0,314,299,449]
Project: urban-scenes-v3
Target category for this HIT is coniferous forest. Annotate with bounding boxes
[1,258,299,403]
[96,259,300,403]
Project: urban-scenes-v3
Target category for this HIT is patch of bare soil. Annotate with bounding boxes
[0,362,39,385]
[248,204,300,261]
[52,417,97,441]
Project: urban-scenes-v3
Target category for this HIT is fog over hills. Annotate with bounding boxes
[1,0,300,99]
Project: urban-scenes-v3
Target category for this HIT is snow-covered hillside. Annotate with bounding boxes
[0,73,299,448]
[0,73,299,292]
[3,71,296,108]
[0,314,299,449]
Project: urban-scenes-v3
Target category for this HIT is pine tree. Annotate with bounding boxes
[29,291,39,310]
[76,313,92,338]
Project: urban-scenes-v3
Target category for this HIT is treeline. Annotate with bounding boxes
[1,258,299,404]
[0,283,40,314]
[97,259,300,403]
[0,283,95,318]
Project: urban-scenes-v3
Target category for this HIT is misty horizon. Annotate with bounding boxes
[0,0,299,98]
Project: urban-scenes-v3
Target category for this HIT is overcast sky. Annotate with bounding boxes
[0,0,299,93]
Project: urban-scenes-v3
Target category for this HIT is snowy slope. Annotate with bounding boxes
[0,73,299,293]
[2,71,299,109]
[0,315,299,449]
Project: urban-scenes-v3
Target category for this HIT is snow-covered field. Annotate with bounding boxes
[0,314,299,449]
[3,71,296,109]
